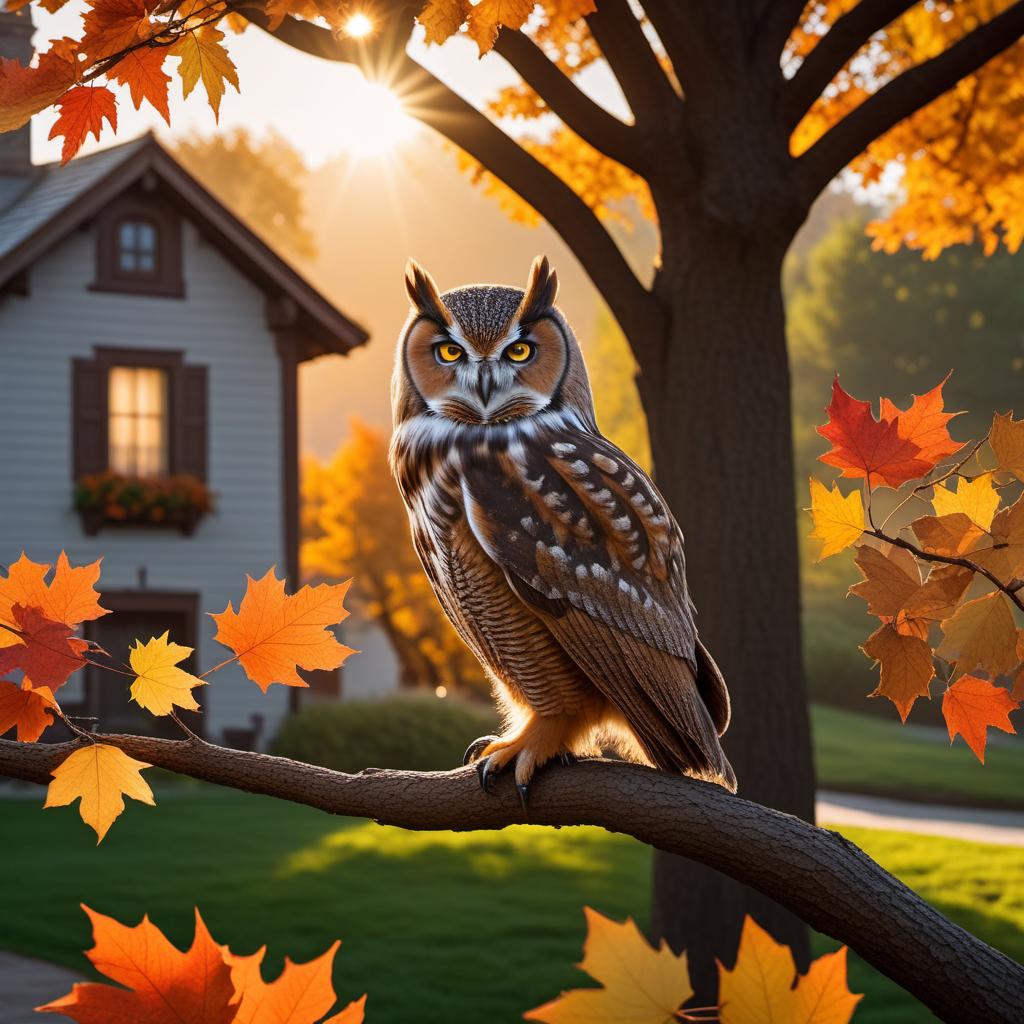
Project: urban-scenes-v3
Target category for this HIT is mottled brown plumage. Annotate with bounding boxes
[390,257,735,794]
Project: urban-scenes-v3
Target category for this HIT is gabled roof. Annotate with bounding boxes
[0,134,368,358]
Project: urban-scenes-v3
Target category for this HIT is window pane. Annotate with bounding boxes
[137,223,157,253]
[107,366,169,476]
[119,222,136,248]
[116,219,159,275]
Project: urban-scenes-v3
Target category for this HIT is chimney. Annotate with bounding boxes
[0,3,35,177]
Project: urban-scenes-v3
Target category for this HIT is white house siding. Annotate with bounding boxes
[0,218,292,743]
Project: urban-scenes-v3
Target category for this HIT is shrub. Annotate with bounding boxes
[271,695,500,773]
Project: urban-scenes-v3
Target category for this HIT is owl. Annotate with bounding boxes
[390,256,735,802]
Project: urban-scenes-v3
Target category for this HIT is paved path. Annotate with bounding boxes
[817,790,1024,847]
[0,953,82,1023]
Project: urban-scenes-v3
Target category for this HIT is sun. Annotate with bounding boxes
[336,79,420,159]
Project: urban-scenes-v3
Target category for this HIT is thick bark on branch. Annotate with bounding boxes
[2,734,1022,1023]
[796,0,1024,201]
[783,0,920,131]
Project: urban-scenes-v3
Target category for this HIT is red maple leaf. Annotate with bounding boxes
[49,85,117,164]
[0,604,88,690]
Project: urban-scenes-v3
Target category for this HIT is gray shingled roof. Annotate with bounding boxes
[0,137,149,262]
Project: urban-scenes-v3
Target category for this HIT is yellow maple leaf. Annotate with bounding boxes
[990,411,1024,482]
[861,622,935,721]
[931,474,999,531]
[467,0,535,55]
[808,478,865,561]
[171,23,239,120]
[970,493,1024,584]
[523,907,693,1023]
[128,632,205,716]
[418,0,471,45]
[936,591,1019,679]
[44,743,154,843]
[719,917,861,1024]
[210,568,354,691]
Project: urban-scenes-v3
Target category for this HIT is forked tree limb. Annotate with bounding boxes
[1,734,1022,1023]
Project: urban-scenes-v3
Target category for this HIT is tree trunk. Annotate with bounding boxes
[638,221,815,1000]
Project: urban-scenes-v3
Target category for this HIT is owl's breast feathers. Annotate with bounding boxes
[394,417,735,791]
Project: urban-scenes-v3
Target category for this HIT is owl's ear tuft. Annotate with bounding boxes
[518,255,559,325]
[405,259,451,325]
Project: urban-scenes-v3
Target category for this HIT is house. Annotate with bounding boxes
[0,10,368,746]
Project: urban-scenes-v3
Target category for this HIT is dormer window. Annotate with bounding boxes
[92,195,184,298]
[117,219,159,276]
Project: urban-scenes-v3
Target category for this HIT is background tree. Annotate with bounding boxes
[9,0,1024,992]
[302,419,486,697]
[174,127,317,265]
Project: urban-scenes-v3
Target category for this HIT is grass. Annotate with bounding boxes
[812,704,1024,810]
[2,792,1022,1022]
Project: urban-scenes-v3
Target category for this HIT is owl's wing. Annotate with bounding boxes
[460,428,734,789]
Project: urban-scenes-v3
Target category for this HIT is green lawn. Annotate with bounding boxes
[812,704,1024,810]
[2,793,1021,1022]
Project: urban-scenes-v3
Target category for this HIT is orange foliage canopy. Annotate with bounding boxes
[38,906,366,1024]
[0,0,1021,259]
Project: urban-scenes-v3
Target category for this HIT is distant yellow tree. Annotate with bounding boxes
[588,306,652,474]
[301,420,485,698]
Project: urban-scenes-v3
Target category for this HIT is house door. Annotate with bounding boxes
[85,592,203,738]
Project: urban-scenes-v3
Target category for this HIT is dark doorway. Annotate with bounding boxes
[85,591,203,738]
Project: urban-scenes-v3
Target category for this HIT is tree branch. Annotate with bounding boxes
[3,734,1022,1023]
[585,0,680,122]
[795,0,1024,202]
[241,7,664,349]
[491,29,641,171]
[783,0,920,131]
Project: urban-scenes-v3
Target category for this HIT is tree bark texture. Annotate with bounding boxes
[1,735,1020,1024]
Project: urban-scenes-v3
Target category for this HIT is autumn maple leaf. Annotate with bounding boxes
[49,84,118,164]
[109,47,171,123]
[170,24,239,120]
[0,677,58,742]
[129,632,205,715]
[0,42,78,133]
[817,376,961,488]
[44,743,155,842]
[211,568,354,691]
[861,621,935,721]
[808,477,865,560]
[37,906,235,1022]
[0,604,88,690]
[942,675,1020,763]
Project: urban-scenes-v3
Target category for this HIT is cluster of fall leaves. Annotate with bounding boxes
[0,0,552,165]
[0,552,353,840]
[38,904,858,1024]
[808,373,1023,761]
[38,905,365,1023]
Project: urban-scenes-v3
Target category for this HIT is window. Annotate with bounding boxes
[117,220,158,275]
[107,365,169,475]
[91,197,184,298]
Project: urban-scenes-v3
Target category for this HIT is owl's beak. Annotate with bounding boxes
[475,366,496,408]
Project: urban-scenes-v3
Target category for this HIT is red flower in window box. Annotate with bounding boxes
[74,472,214,536]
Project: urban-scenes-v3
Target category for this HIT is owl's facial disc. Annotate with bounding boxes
[403,317,567,425]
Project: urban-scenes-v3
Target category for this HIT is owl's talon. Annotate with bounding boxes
[464,734,501,766]
[516,782,530,815]
[477,754,499,792]
[558,752,578,767]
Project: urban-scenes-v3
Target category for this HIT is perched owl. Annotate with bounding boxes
[390,256,736,801]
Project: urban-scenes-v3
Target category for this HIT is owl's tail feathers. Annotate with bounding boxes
[695,638,731,738]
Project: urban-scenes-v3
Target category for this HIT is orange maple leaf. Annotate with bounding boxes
[0,605,88,690]
[817,377,932,488]
[0,42,78,133]
[879,373,963,468]
[0,677,58,742]
[942,675,1019,763]
[109,46,171,123]
[210,569,354,691]
[0,551,109,636]
[81,0,152,62]
[37,906,236,1023]
[49,84,117,164]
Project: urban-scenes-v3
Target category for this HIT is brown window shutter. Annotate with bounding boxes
[177,364,208,481]
[72,357,108,478]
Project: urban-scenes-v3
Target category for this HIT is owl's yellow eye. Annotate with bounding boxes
[504,341,534,363]
[435,342,464,364]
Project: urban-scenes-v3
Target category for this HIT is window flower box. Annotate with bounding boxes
[74,472,214,536]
